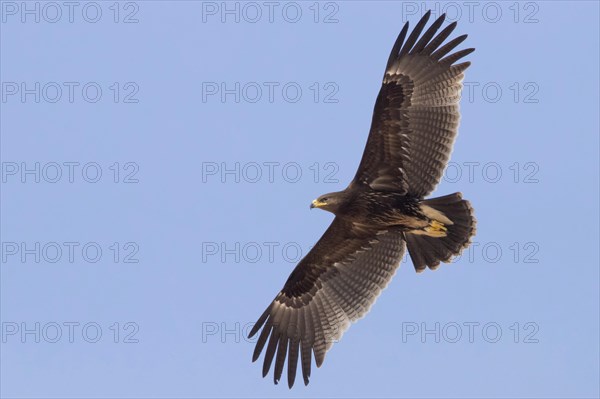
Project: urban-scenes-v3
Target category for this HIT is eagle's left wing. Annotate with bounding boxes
[352,11,474,197]
[249,218,406,387]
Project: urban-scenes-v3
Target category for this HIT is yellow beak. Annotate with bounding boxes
[310,199,320,209]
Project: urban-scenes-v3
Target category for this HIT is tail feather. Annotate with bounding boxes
[406,192,476,272]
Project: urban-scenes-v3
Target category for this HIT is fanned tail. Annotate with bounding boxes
[405,192,476,272]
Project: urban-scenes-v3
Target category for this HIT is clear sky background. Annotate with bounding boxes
[1,1,599,398]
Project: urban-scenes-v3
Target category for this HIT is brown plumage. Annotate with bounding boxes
[249,10,477,388]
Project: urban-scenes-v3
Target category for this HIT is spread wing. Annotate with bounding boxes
[248,218,406,387]
[352,11,474,197]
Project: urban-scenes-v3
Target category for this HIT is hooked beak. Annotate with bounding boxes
[310,199,319,209]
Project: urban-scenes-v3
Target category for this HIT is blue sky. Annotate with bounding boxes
[1,1,599,398]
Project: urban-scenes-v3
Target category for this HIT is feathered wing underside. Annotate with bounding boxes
[248,218,406,388]
[353,11,475,197]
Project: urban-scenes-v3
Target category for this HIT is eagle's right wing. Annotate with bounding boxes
[352,11,474,197]
[249,217,406,388]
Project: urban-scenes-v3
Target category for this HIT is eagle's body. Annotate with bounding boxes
[315,188,427,229]
[249,11,477,388]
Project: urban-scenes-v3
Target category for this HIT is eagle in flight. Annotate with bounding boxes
[249,11,477,388]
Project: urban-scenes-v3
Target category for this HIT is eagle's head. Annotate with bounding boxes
[310,191,346,214]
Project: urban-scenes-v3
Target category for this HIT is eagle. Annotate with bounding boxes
[249,11,477,388]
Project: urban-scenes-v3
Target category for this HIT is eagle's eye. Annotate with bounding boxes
[320,197,328,203]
